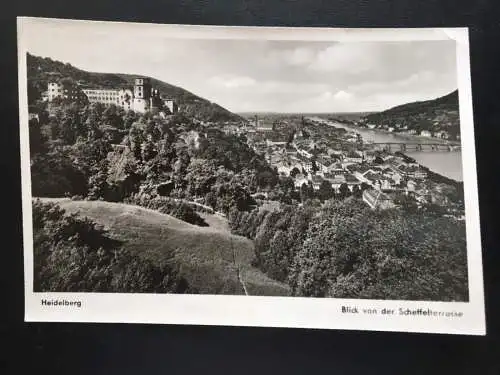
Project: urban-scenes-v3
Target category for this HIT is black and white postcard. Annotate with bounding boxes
[18,17,485,335]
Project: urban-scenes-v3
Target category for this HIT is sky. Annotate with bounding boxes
[21,19,458,113]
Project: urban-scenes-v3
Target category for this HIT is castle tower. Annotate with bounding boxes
[149,88,163,112]
[133,78,152,113]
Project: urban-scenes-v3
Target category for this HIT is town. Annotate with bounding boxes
[218,114,463,213]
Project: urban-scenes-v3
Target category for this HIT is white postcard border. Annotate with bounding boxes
[18,18,486,335]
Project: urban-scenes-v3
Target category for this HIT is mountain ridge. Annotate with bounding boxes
[362,90,460,139]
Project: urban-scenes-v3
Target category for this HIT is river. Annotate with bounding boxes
[307,116,463,182]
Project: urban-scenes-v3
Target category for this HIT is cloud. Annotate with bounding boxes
[286,47,316,66]
[346,69,454,99]
[333,90,353,100]
[308,43,376,74]
[208,75,256,88]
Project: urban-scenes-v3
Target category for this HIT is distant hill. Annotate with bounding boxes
[39,198,291,296]
[362,90,460,139]
[26,53,243,123]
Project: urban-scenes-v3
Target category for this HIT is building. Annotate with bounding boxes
[284,145,298,156]
[47,82,63,101]
[395,164,427,179]
[345,174,362,190]
[132,78,152,113]
[362,189,396,210]
[324,173,346,192]
[266,133,288,147]
[325,162,345,175]
[254,116,274,132]
[364,150,378,163]
[162,97,178,114]
[297,147,313,159]
[434,130,450,139]
[47,81,87,103]
[294,174,309,188]
[82,88,131,108]
[406,180,417,194]
[48,77,177,114]
[311,175,324,190]
[315,157,328,174]
[420,130,432,137]
[342,150,364,164]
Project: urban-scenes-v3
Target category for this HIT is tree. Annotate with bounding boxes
[87,160,110,200]
[123,110,138,130]
[290,167,301,178]
[32,200,187,293]
[393,193,419,213]
[145,119,162,142]
[318,180,334,201]
[58,105,85,144]
[128,124,145,159]
[338,183,350,199]
[300,182,313,202]
[352,184,362,198]
[256,170,278,189]
[141,138,157,162]
[31,147,87,197]
[311,156,319,174]
[27,81,41,104]
[102,104,124,129]
[71,138,112,181]
[360,182,371,191]
[205,191,218,210]
[85,110,103,141]
[278,177,295,204]
[28,117,47,155]
[286,198,468,301]
[100,125,122,144]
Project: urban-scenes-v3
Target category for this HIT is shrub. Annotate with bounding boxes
[125,194,208,227]
[32,199,188,293]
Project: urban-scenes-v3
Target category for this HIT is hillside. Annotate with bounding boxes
[26,53,243,123]
[363,90,460,139]
[38,198,290,296]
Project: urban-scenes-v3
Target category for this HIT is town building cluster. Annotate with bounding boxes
[358,113,460,140]
[43,77,178,115]
[223,116,434,210]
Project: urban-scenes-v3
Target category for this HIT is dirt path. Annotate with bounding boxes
[230,236,249,296]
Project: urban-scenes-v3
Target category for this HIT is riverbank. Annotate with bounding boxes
[396,152,463,186]
[307,116,463,182]
[354,125,460,145]
[310,116,458,145]
[404,151,463,182]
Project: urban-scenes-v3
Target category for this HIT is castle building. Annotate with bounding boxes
[47,81,87,103]
[47,77,177,114]
[132,78,152,113]
[161,96,178,114]
[47,82,63,101]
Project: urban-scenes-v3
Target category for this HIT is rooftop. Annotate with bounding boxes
[363,189,392,201]
[345,174,360,183]
[364,172,383,181]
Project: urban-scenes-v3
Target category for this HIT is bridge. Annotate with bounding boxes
[368,142,461,152]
